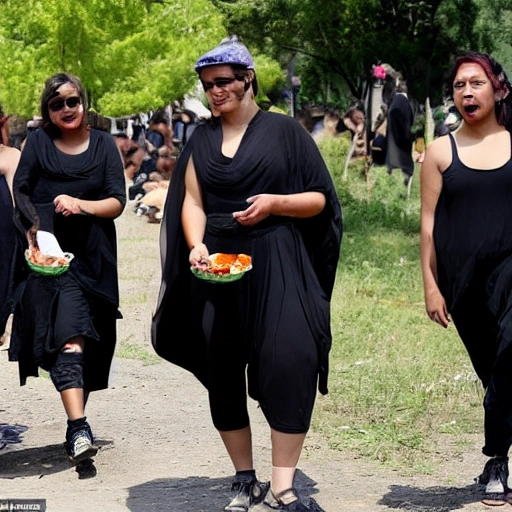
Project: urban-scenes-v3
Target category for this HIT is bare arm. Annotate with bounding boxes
[233,191,326,227]
[181,156,208,267]
[420,137,449,328]
[54,195,124,218]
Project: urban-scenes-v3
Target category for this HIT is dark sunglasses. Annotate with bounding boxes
[201,76,244,91]
[49,96,81,112]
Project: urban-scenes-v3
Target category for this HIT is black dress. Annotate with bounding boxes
[10,128,126,391]
[0,174,14,335]
[152,111,342,433]
[434,132,512,456]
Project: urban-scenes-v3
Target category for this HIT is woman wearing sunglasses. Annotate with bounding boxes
[10,73,126,466]
[152,36,342,511]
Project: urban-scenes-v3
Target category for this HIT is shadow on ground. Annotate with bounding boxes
[127,469,323,512]
[0,439,113,479]
[380,484,483,511]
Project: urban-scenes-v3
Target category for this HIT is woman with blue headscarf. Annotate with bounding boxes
[152,36,342,511]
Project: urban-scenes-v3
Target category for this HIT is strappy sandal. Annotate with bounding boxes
[476,456,510,507]
[481,493,508,507]
[224,479,269,512]
[263,488,313,511]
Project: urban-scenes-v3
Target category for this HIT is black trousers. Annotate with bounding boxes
[451,283,512,457]
[194,216,321,434]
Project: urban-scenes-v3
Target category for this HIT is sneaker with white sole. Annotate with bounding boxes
[65,418,98,464]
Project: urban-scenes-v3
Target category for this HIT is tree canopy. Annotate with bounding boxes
[215,0,512,108]
[1,0,511,117]
[0,0,226,117]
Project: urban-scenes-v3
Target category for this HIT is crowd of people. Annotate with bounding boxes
[2,35,512,511]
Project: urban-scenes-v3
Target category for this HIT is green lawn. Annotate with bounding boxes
[314,136,483,473]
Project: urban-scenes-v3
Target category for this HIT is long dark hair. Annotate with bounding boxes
[40,72,88,138]
[450,51,512,130]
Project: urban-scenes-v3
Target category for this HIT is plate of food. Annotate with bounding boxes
[191,253,252,283]
[25,247,74,276]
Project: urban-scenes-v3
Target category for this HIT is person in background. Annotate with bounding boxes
[10,72,126,466]
[0,115,20,348]
[370,104,388,166]
[145,109,174,156]
[420,51,512,506]
[343,106,366,157]
[152,35,342,511]
[385,80,415,187]
[113,132,145,182]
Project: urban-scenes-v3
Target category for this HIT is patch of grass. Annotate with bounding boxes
[119,237,155,242]
[116,342,160,365]
[314,139,483,472]
[121,293,148,304]
[118,275,148,281]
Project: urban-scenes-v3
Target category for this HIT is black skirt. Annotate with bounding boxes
[9,272,118,391]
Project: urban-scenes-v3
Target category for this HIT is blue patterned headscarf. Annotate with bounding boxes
[195,35,255,73]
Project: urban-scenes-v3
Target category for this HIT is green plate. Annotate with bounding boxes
[25,250,74,277]
[190,266,252,284]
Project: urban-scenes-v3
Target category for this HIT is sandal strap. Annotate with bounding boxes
[229,479,269,503]
[481,493,508,506]
[266,487,300,506]
[251,481,270,504]
[231,480,252,492]
[274,488,298,501]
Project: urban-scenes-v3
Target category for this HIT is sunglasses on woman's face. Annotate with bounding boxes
[201,77,244,91]
[49,96,81,112]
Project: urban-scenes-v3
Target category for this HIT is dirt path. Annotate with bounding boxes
[0,208,504,511]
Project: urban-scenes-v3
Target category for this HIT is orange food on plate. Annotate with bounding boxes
[211,253,238,266]
[236,254,251,268]
[209,253,252,275]
[28,247,69,267]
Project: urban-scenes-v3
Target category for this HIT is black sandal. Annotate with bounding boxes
[481,493,508,507]
[263,488,312,511]
[477,456,510,507]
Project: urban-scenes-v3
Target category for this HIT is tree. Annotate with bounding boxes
[0,0,225,117]
[213,0,484,108]
[474,0,512,75]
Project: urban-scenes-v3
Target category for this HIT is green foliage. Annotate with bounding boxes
[474,0,512,75]
[217,0,490,108]
[0,0,226,117]
[116,342,160,364]
[253,54,287,103]
[1,0,510,119]
[315,138,483,471]
[0,0,287,118]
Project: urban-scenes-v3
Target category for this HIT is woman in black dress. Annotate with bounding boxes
[11,73,126,465]
[421,52,512,504]
[152,36,342,511]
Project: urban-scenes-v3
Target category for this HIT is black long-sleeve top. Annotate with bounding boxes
[13,128,126,306]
